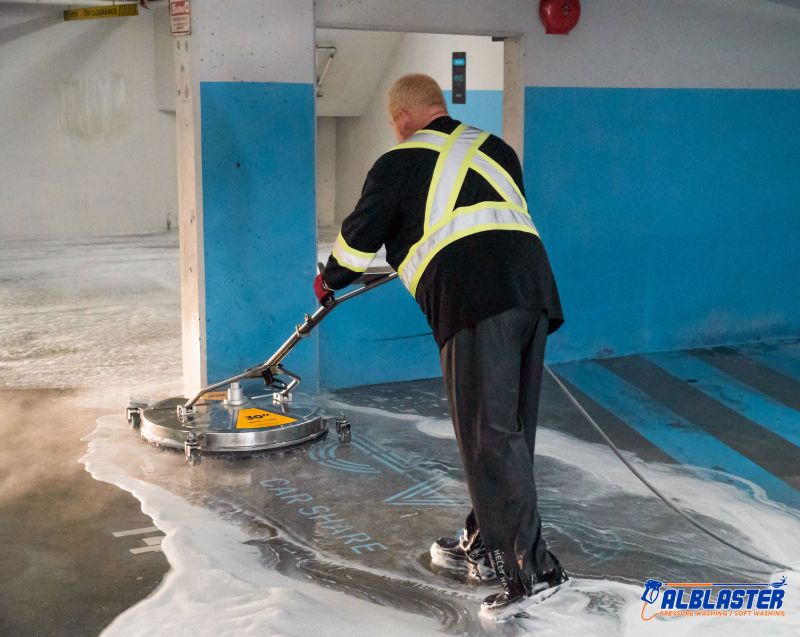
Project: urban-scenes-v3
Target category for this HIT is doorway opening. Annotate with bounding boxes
[314,28,521,267]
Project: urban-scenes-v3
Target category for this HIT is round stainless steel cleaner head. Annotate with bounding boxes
[138,394,330,456]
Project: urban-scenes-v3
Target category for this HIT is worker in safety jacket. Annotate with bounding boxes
[315,74,568,619]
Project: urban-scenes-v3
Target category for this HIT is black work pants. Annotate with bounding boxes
[440,307,554,588]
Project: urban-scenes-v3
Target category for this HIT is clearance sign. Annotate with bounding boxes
[63,4,139,21]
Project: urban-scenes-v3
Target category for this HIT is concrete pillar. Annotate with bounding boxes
[174,33,205,395]
[502,36,524,162]
[175,0,317,395]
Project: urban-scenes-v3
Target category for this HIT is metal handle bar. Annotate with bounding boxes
[181,271,398,413]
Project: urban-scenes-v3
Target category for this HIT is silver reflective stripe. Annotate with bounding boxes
[399,205,538,292]
[332,233,376,273]
[427,126,484,228]
[472,151,526,209]
[403,130,447,148]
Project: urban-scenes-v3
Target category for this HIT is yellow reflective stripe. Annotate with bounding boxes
[335,232,374,259]
[406,223,539,296]
[400,204,538,292]
[391,141,442,152]
[443,131,490,220]
[331,249,367,273]
[403,135,493,259]
[398,125,466,278]
[470,162,525,211]
[424,124,466,228]
[331,232,376,273]
[474,150,527,211]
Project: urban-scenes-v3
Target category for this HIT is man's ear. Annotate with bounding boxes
[398,109,414,138]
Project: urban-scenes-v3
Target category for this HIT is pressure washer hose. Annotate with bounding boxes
[543,365,797,574]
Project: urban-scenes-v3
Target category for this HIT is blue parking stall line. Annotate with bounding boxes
[645,352,800,448]
[554,362,800,510]
[745,343,800,382]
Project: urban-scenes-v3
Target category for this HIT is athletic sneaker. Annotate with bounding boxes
[479,552,570,621]
[429,531,496,581]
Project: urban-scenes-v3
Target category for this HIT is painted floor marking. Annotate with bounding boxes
[646,352,800,448]
[112,526,160,537]
[746,344,800,382]
[555,362,800,509]
[130,545,163,555]
[113,526,165,555]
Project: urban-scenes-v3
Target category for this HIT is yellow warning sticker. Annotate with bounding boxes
[236,408,297,429]
[203,391,227,402]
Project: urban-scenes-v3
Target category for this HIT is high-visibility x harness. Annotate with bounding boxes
[332,124,539,296]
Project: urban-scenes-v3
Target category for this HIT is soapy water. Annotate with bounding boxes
[0,233,181,398]
[82,394,800,636]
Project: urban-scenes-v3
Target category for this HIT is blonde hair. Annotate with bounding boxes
[388,74,448,118]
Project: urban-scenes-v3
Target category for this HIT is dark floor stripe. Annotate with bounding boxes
[646,351,800,448]
[543,373,678,465]
[692,346,800,412]
[555,361,800,508]
[600,356,800,490]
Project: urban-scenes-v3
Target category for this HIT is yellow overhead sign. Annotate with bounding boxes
[63,4,139,21]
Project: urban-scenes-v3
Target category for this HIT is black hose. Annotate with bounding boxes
[544,365,797,574]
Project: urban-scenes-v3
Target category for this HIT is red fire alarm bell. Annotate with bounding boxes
[539,0,581,35]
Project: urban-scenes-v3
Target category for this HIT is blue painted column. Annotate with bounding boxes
[176,0,318,393]
[201,82,317,386]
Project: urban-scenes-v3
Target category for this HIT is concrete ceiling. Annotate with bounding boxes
[315,28,404,117]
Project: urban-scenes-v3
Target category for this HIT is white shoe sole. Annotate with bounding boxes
[429,542,496,581]
[478,578,571,622]
[429,542,461,570]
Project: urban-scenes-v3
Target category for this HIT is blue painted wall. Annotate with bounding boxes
[319,278,440,390]
[524,87,800,362]
[444,89,503,137]
[201,81,319,387]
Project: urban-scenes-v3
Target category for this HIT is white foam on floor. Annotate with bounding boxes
[412,405,800,569]
[83,415,441,637]
[83,406,800,637]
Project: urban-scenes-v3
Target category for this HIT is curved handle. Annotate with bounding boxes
[180,270,398,415]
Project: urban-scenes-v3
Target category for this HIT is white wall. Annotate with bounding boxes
[315,29,404,117]
[0,6,177,238]
[316,117,337,230]
[332,32,503,223]
[525,0,800,88]
[316,0,800,89]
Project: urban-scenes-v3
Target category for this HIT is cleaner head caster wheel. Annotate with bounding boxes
[126,398,149,430]
[184,431,203,465]
[336,414,351,444]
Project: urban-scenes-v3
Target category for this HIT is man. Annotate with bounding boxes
[315,74,567,620]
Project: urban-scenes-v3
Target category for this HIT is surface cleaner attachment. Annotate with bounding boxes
[125,270,397,464]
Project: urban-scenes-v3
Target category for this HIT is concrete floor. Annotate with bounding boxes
[1,234,798,636]
[0,233,179,636]
[0,389,168,637]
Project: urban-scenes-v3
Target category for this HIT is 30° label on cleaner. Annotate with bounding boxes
[236,408,296,429]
